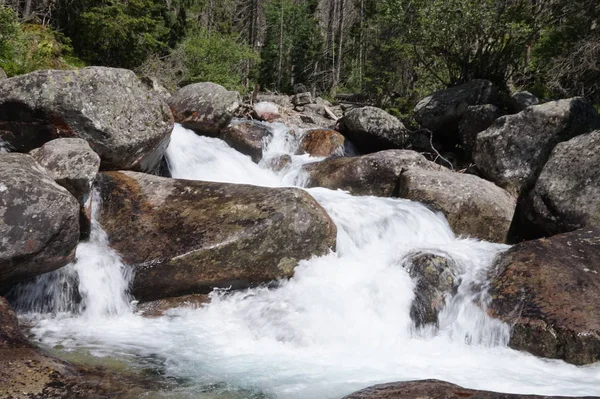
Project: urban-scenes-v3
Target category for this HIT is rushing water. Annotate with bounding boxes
[12,123,600,398]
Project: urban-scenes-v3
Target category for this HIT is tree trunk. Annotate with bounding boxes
[277,0,284,90]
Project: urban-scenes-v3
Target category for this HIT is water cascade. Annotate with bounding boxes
[12,123,600,398]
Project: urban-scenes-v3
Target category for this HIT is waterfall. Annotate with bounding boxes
[13,123,600,399]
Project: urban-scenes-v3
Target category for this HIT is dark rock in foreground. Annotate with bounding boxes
[489,227,600,365]
[97,171,337,302]
[474,98,598,196]
[0,67,173,172]
[168,82,241,136]
[526,130,600,236]
[399,169,516,243]
[342,379,595,399]
[301,150,442,197]
[339,106,409,153]
[0,153,79,285]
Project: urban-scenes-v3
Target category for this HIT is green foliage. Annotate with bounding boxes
[179,28,259,91]
[260,0,323,92]
[0,5,22,74]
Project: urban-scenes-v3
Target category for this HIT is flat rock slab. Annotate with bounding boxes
[97,172,337,301]
[342,380,597,399]
[489,227,600,365]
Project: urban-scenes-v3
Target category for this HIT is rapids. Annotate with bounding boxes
[11,123,600,398]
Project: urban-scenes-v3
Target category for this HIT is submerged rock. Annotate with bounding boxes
[339,106,409,153]
[302,150,442,197]
[474,98,598,196]
[0,153,79,285]
[399,169,516,243]
[296,129,346,157]
[168,82,241,136]
[488,227,600,365]
[525,130,600,236]
[221,121,272,163]
[97,172,337,302]
[0,67,173,172]
[342,379,588,399]
[406,253,457,327]
[413,79,499,133]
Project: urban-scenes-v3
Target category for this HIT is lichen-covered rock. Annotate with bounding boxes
[221,121,272,163]
[97,171,337,302]
[458,104,502,155]
[474,98,598,196]
[0,67,174,172]
[342,379,583,399]
[302,150,442,197]
[488,227,600,365]
[413,79,499,133]
[339,106,409,153]
[30,138,100,204]
[292,92,313,106]
[525,130,600,236]
[406,253,457,327]
[168,82,241,136]
[399,169,516,243]
[0,154,79,285]
[296,129,345,157]
[30,138,101,239]
[511,91,539,112]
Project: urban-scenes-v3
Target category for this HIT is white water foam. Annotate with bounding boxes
[16,124,600,398]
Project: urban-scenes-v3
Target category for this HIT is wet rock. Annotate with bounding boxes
[296,129,346,157]
[0,153,79,285]
[399,169,516,243]
[168,82,241,136]
[488,227,600,365]
[342,379,586,399]
[474,98,598,196]
[267,154,293,172]
[339,106,409,153]
[221,121,272,163]
[302,150,442,197]
[0,67,173,172]
[136,294,210,317]
[413,79,499,133]
[406,254,457,327]
[30,138,101,239]
[253,101,280,122]
[97,171,337,302]
[458,104,502,155]
[525,130,600,236]
[292,92,313,106]
[511,91,539,112]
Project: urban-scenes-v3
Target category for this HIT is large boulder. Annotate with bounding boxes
[458,104,502,155]
[339,106,409,153]
[168,82,241,136]
[398,169,516,243]
[301,150,442,197]
[488,227,600,365]
[96,172,337,302]
[0,154,79,285]
[221,121,272,163]
[30,138,101,239]
[474,98,598,196]
[525,130,600,236]
[511,91,539,113]
[0,67,173,172]
[413,79,499,133]
[406,253,457,327]
[296,129,346,157]
[342,379,586,399]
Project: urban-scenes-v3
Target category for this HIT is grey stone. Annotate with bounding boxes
[339,106,409,153]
